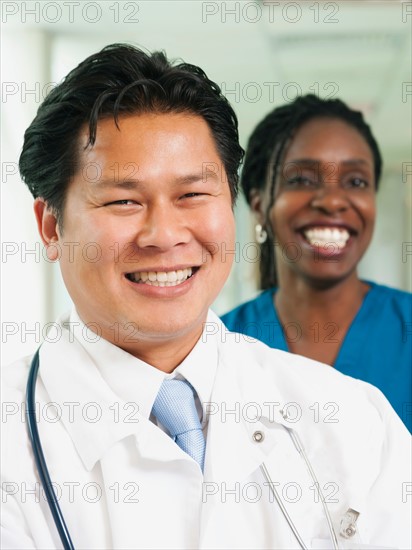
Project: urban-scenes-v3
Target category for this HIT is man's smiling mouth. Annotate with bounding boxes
[126,267,199,287]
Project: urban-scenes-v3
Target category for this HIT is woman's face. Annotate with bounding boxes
[255,116,377,286]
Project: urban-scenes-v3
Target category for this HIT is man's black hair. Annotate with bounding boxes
[19,43,244,228]
[241,94,382,289]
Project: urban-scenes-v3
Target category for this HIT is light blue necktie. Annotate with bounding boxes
[151,379,206,472]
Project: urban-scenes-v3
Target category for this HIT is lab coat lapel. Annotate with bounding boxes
[203,360,277,484]
[199,329,335,547]
[198,344,300,547]
[202,330,294,484]
[39,334,144,471]
[41,330,194,472]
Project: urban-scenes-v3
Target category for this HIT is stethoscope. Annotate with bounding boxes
[26,348,350,550]
[26,349,75,550]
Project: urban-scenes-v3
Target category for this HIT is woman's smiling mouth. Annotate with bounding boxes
[302,226,351,249]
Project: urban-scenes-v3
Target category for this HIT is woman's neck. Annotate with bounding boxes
[274,271,370,365]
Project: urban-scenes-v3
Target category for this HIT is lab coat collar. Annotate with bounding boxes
[68,308,165,420]
[39,309,220,472]
[39,322,145,471]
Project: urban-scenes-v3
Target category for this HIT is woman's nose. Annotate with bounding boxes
[310,185,350,215]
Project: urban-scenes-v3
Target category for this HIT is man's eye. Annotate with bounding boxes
[107,200,137,206]
[181,192,205,199]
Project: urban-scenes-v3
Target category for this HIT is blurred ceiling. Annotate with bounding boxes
[3,1,411,165]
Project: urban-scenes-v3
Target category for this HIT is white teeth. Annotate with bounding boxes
[304,227,350,249]
[128,268,195,286]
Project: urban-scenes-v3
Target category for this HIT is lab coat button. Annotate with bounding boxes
[344,526,356,538]
[252,430,264,442]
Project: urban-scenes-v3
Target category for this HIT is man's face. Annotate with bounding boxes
[40,113,235,358]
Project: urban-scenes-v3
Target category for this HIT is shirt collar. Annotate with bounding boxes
[172,312,218,426]
[69,309,218,423]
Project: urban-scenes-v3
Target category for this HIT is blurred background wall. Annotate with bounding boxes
[1,0,411,364]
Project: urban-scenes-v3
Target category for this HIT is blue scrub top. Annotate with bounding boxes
[222,281,412,432]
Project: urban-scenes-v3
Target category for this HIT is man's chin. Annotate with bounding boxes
[102,318,202,346]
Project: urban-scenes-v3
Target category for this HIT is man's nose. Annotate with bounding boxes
[135,204,190,250]
[310,185,350,215]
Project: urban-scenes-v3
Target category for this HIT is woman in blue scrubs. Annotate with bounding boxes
[222,95,411,431]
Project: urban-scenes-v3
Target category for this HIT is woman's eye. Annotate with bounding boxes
[285,176,317,188]
[347,177,369,188]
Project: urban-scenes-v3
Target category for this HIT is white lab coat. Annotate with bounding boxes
[1,310,411,549]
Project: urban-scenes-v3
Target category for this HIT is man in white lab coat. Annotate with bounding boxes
[1,44,411,549]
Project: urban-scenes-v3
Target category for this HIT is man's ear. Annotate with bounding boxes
[249,188,266,225]
[33,198,60,261]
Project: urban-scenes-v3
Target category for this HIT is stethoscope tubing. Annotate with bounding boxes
[26,348,75,550]
[260,463,308,549]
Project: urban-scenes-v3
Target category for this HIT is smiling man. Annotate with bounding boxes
[1,44,411,550]
[36,112,234,371]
